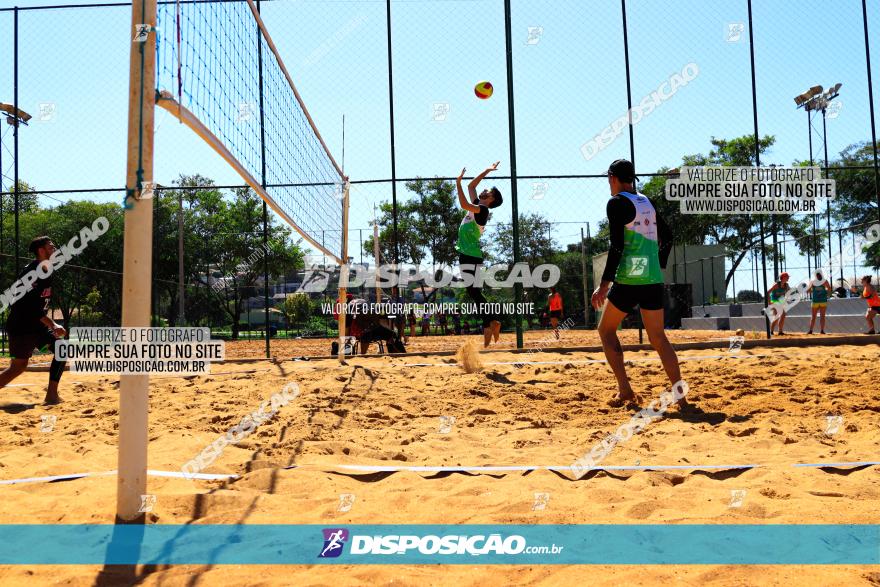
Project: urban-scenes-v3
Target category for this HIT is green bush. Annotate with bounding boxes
[736,289,763,303]
[301,316,331,336]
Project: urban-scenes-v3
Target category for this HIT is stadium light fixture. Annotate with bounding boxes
[0,103,31,126]
[795,83,842,281]
[794,85,823,108]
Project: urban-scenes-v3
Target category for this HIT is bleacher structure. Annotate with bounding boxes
[682,297,871,334]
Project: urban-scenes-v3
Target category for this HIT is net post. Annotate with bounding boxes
[338,180,351,362]
[118,0,157,523]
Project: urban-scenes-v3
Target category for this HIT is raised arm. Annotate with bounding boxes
[456,168,480,214]
[466,161,500,201]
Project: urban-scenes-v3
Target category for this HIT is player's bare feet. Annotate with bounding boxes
[675,397,700,413]
[491,320,501,342]
[607,390,637,408]
[43,393,62,405]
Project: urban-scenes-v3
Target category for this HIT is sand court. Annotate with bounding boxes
[1,338,879,583]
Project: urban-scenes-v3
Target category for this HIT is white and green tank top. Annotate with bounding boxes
[614,192,664,285]
[456,206,489,258]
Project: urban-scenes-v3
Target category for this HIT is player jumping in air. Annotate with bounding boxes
[0,236,67,404]
[456,162,504,347]
[591,160,685,409]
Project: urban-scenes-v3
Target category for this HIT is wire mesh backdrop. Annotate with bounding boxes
[1,0,879,356]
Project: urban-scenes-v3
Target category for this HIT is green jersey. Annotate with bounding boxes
[456,205,489,258]
[769,281,790,302]
[811,281,828,303]
[614,192,664,285]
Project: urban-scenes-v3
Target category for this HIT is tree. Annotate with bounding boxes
[151,178,303,338]
[488,212,556,324]
[828,141,880,269]
[364,177,461,302]
[0,180,42,286]
[489,212,554,267]
[642,135,816,290]
[18,199,124,329]
[152,175,225,327]
[206,186,303,339]
[77,287,104,326]
[364,201,423,268]
[281,292,311,332]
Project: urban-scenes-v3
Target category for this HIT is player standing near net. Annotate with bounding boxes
[591,160,685,409]
[0,237,67,404]
[806,270,832,335]
[456,162,504,347]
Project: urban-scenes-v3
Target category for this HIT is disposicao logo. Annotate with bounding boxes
[318,528,349,558]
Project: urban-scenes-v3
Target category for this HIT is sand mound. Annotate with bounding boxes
[455,340,484,373]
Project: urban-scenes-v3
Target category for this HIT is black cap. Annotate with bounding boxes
[608,159,637,183]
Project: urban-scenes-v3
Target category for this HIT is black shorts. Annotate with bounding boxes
[9,329,57,360]
[870,306,880,313]
[549,310,563,319]
[607,283,664,314]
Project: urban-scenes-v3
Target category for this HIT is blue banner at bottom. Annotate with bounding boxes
[0,525,877,565]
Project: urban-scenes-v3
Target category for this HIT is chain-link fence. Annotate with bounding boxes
[1,0,879,355]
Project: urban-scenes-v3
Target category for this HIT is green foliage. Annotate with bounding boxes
[281,292,312,326]
[643,134,818,287]
[76,286,105,326]
[488,212,554,267]
[154,175,304,337]
[2,174,304,338]
[736,289,763,303]
[364,177,460,268]
[302,315,331,336]
[824,141,880,269]
[15,198,124,328]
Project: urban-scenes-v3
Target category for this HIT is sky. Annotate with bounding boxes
[1,0,879,295]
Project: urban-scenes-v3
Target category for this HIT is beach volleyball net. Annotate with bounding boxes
[155,0,348,263]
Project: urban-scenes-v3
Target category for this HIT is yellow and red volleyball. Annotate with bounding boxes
[474,81,493,99]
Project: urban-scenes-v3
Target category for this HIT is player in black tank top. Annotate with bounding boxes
[0,236,68,404]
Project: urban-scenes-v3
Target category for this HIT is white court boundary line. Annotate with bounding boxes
[3,461,879,486]
[397,352,775,369]
[0,469,234,486]
[297,463,762,473]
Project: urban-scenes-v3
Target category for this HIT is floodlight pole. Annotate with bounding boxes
[118,0,157,523]
[806,108,814,274]
[822,108,833,280]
